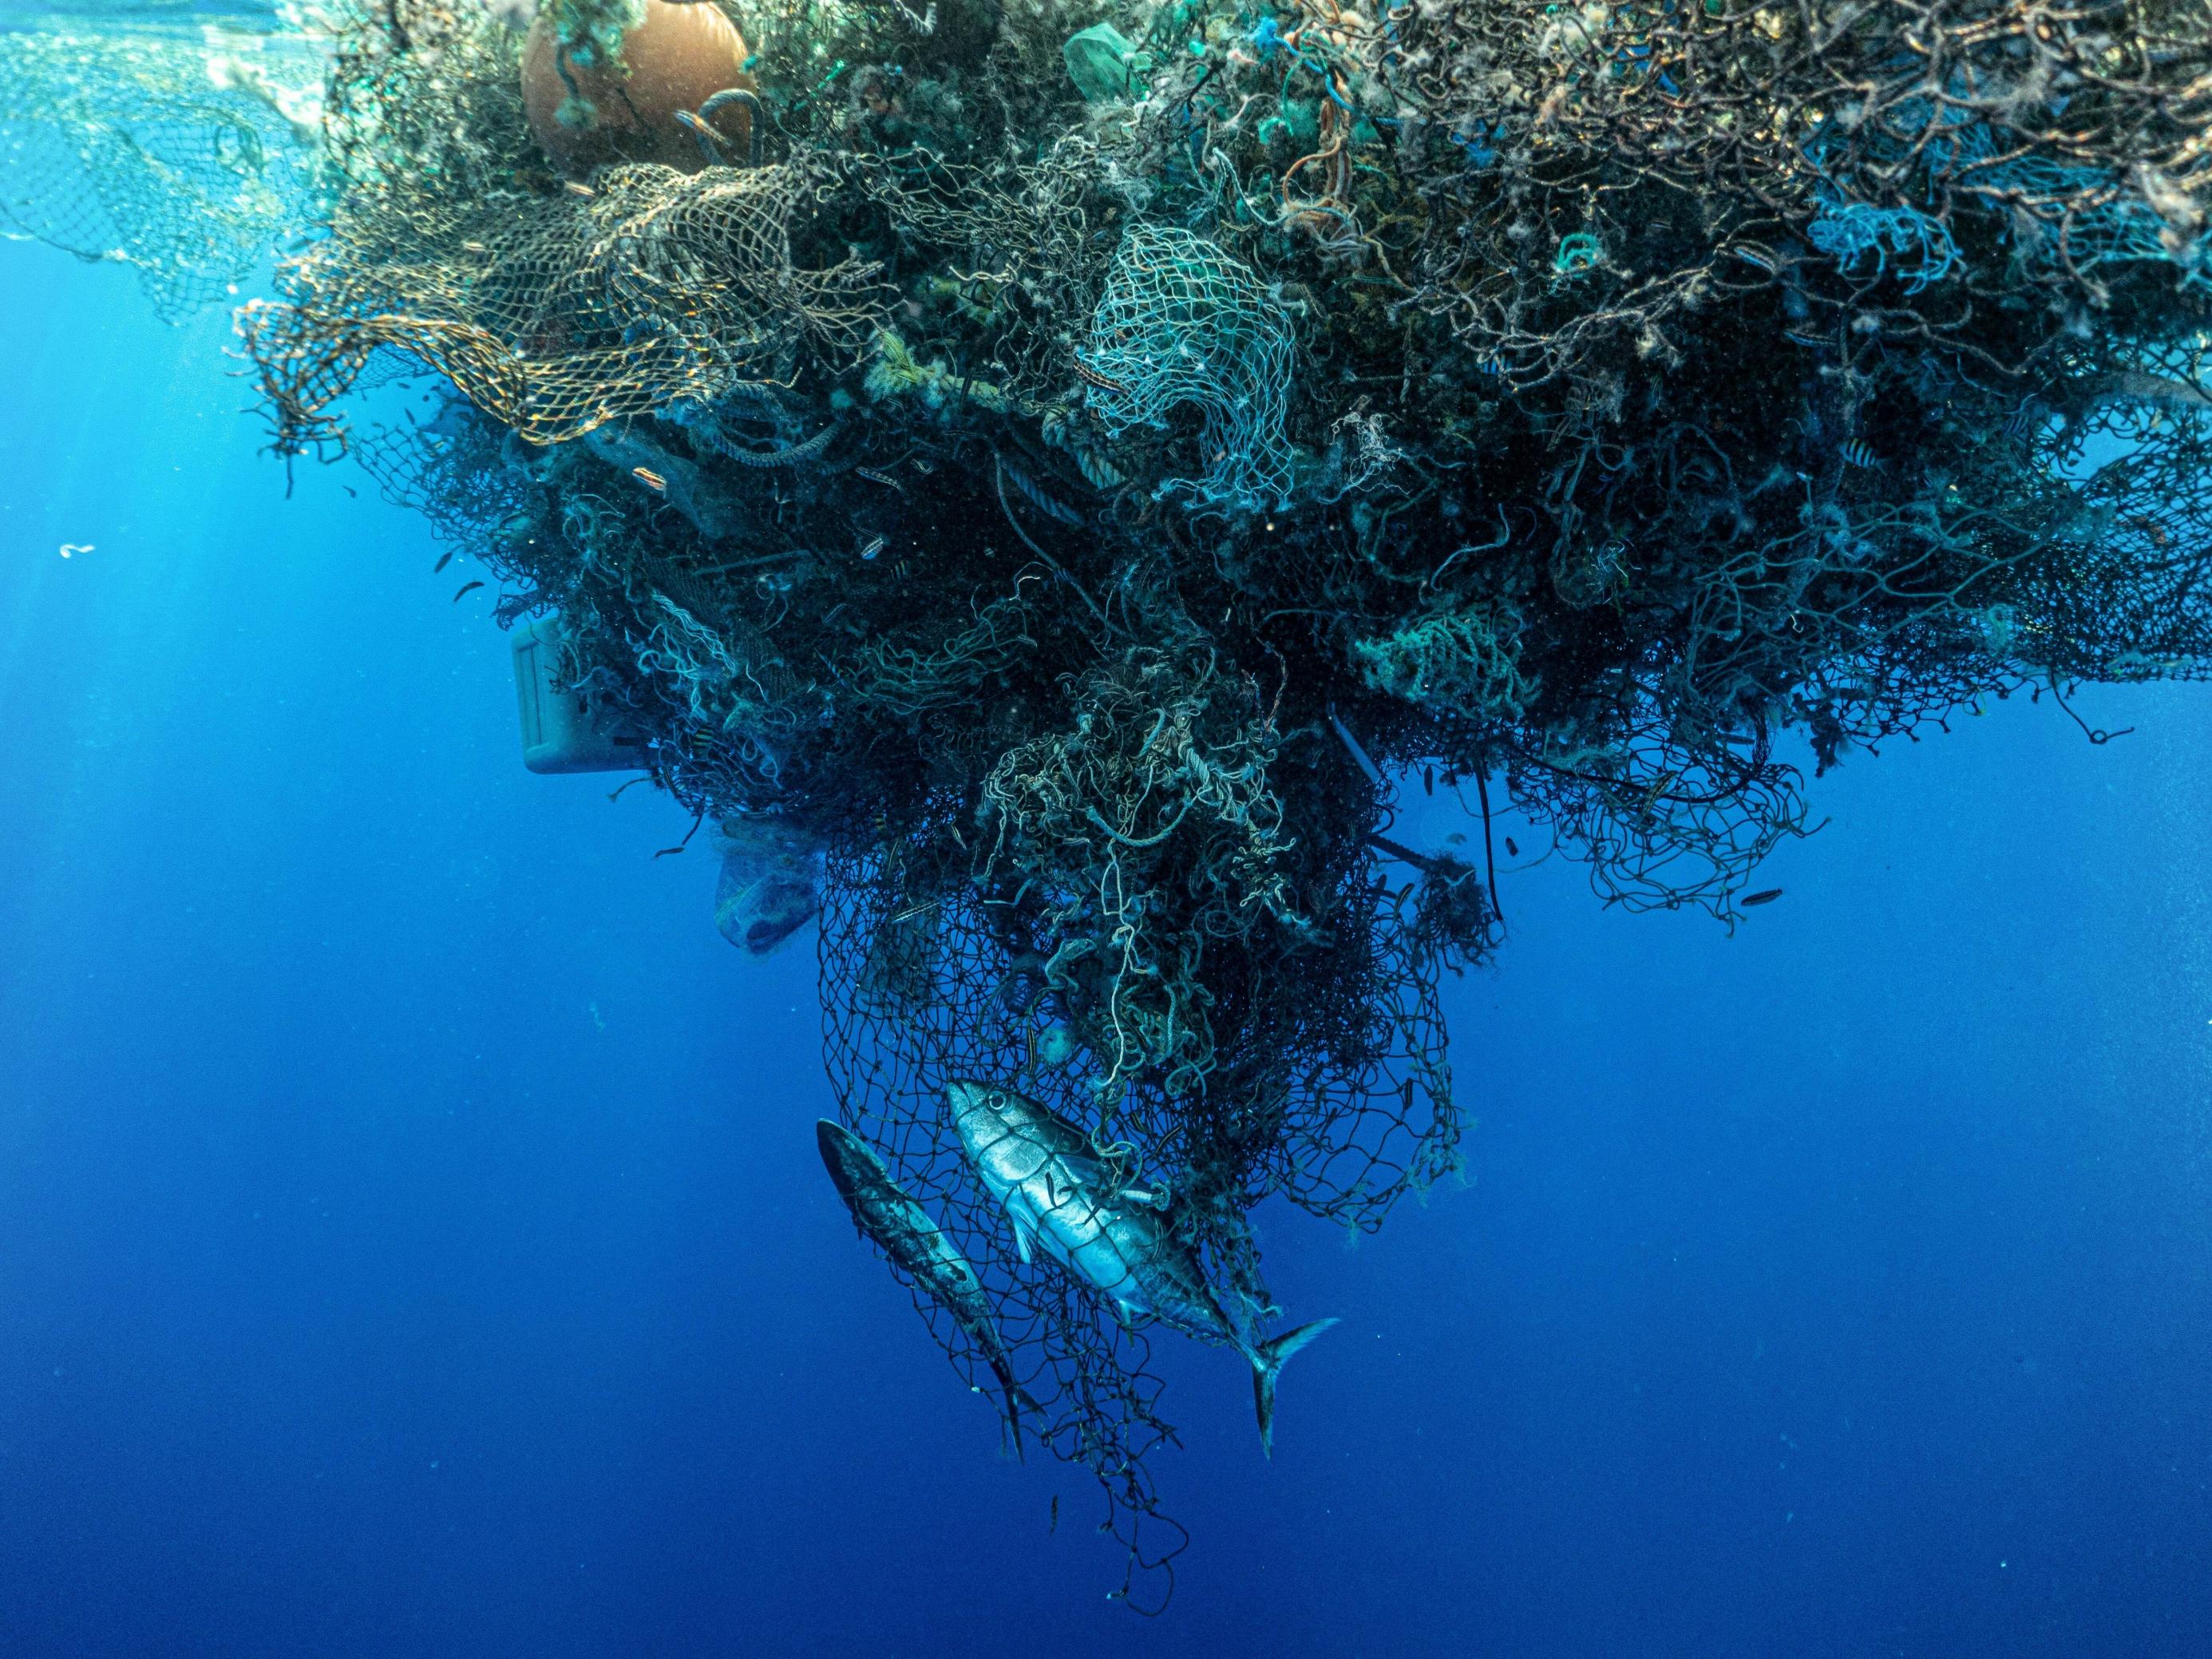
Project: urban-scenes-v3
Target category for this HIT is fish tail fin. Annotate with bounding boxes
[1011,1386,1043,1463]
[995,1367,1041,1463]
[1248,1318,1339,1458]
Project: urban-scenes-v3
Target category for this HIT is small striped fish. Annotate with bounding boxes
[1839,440,1878,469]
[1073,355,1131,397]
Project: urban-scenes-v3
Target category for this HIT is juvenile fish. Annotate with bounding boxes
[1741,887,1783,907]
[1073,356,1131,397]
[453,579,485,601]
[817,1119,1035,1455]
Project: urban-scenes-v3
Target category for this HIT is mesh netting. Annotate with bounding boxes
[0,24,317,320]
[1081,224,1296,513]
[818,796,1458,1609]
[243,158,888,449]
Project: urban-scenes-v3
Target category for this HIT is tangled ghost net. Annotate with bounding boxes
[170,0,2212,1608]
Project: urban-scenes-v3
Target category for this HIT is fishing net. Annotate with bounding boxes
[243,156,889,449]
[818,779,1458,1607]
[12,0,2209,1609]
[1080,224,1297,513]
[0,22,318,320]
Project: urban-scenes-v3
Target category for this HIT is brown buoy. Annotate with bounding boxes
[520,0,756,177]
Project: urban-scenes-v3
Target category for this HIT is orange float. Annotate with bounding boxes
[520,0,757,176]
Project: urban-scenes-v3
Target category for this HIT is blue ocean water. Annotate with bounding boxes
[1,226,2208,1655]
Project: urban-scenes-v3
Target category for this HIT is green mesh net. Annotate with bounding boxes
[243,158,888,450]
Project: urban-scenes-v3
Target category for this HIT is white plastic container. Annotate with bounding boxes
[511,616,647,774]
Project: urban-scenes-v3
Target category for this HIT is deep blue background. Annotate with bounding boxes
[1,236,2206,1657]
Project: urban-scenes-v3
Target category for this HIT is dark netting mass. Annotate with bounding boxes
[224,0,2212,1608]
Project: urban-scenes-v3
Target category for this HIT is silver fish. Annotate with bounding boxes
[816,1119,1034,1455]
[947,1079,1335,1455]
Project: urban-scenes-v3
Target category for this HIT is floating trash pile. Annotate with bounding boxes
[208,0,2212,1606]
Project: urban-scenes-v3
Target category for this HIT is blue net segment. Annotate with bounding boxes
[1802,77,2207,290]
[1806,200,1960,294]
[1969,151,2209,284]
[1078,225,1295,515]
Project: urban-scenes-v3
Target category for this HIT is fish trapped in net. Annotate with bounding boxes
[817,1118,1035,1456]
[949,1081,1337,1456]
